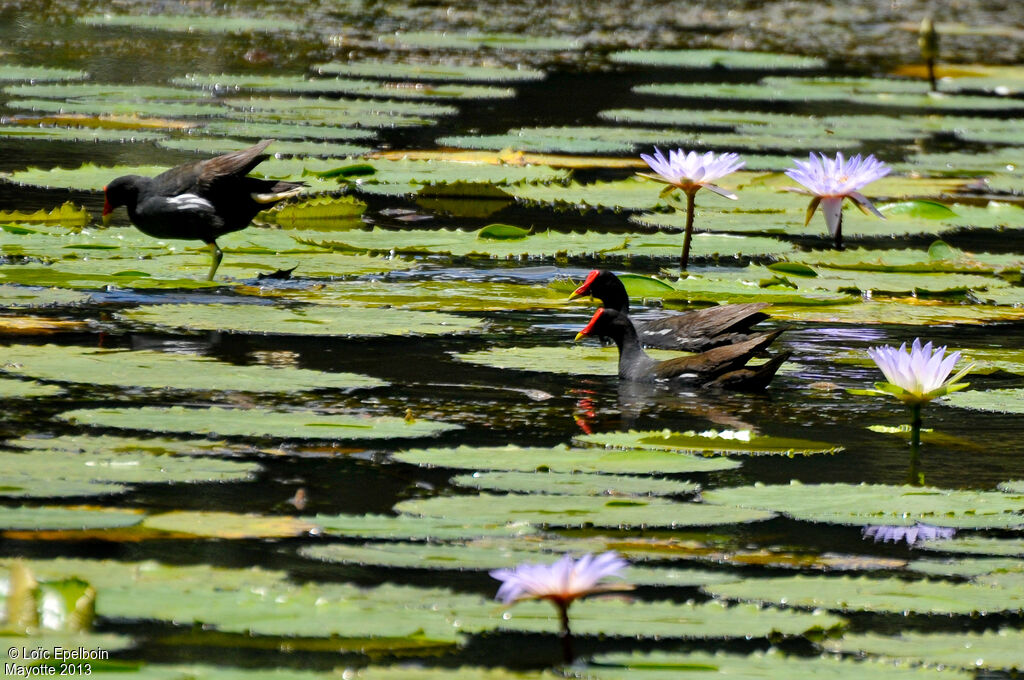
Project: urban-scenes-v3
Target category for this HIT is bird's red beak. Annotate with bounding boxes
[574,307,605,341]
[101,187,112,225]
[568,270,600,300]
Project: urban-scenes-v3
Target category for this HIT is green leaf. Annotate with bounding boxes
[0,343,386,393]
[392,444,740,474]
[396,493,774,529]
[79,14,303,33]
[0,507,144,531]
[0,64,88,82]
[120,303,483,337]
[575,429,842,456]
[177,73,514,99]
[450,470,699,496]
[58,406,460,441]
[705,573,1024,615]
[0,377,63,398]
[878,200,958,219]
[609,49,826,70]
[944,388,1024,413]
[702,481,1024,529]
[477,223,530,240]
[315,60,546,82]
[824,629,1024,673]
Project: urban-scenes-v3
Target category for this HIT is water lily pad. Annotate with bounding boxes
[0,377,62,398]
[7,97,226,118]
[610,49,826,70]
[589,649,971,679]
[395,493,773,529]
[285,279,565,312]
[437,126,754,155]
[705,574,1024,615]
[824,629,1024,672]
[0,202,90,227]
[6,433,256,459]
[258,195,366,229]
[392,444,740,474]
[0,284,91,307]
[0,506,144,531]
[157,137,373,158]
[177,73,514,100]
[1,344,386,393]
[315,61,545,82]
[223,96,454,125]
[0,123,164,146]
[3,82,215,101]
[575,429,842,457]
[450,470,698,496]
[944,388,1024,414]
[454,345,684,376]
[771,301,1024,326]
[120,302,482,337]
[702,481,1024,529]
[1,163,171,190]
[0,64,88,82]
[0,442,259,498]
[142,511,315,539]
[80,14,303,33]
[312,513,539,540]
[58,406,460,441]
[466,597,842,639]
[381,31,582,51]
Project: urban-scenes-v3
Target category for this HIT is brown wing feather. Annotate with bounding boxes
[197,139,275,188]
[651,329,783,381]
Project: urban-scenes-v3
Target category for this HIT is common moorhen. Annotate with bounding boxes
[102,139,304,280]
[575,307,789,390]
[569,269,770,352]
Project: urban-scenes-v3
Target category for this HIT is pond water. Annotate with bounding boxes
[1,1,1024,678]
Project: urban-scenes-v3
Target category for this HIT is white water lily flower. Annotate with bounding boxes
[863,523,956,546]
[639,147,745,199]
[866,338,971,405]
[785,152,890,247]
[490,551,629,606]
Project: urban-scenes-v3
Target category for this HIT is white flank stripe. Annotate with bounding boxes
[168,193,214,211]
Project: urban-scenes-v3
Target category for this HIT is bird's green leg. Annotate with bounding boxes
[206,241,223,281]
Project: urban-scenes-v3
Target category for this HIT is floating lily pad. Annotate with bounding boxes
[395,493,773,529]
[455,345,684,375]
[177,73,514,100]
[0,124,165,143]
[1,344,386,393]
[200,120,376,143]
[589,649,972,679]
[702,481,1024,529]
[0,377,62,398]
[258,195,366,229]
[705,574,1024,615]
[575,429,842,457]
[0,284,91,307]
[465,597,843,639]
[120,302,482,337]
[142,511,315,539]
[824,629,1024,672]
[609,49,826,70]
[771,301,1024,326]
[6,433,256,459]
[392,444,740,474]
[944,388,1024,414]
[0,64,88,82]
[3,82,215,101]
[7,97,226,118]
[0,442,259,498]
[1,163,171,190]
[312,513,539,540]
[58,406,460,441]
[450,470,698,496]
[0,506,144,531]
[156,137,373,158]
[0,202,90,227]
[80,14,303,33]
[315,61,545,82]
[223,95,455,124]
[437,126,759,155]
[382,31,582,51]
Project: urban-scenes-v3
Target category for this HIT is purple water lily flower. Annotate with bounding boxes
[785,152,890,249]
[491,551,628,606]
[491,551,629,664]
[867,338,970,406]
[863,523,956,546]
[639,147,745,272]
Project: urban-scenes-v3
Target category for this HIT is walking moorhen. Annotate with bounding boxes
[102,139,304,280]
[569,270,771,352]
[575,307,789,391]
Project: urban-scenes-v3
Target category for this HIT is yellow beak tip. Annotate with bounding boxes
[573,332,586,342]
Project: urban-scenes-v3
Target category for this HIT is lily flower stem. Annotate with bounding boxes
[908,402,924,485]
[834,211,844,251]
[680,189,697,273]
[926,57,937,92]
[557,602,575,665]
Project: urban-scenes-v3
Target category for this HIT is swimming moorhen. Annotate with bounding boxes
[102,139,304,280]
[569,269,770,352]
[575,307,789,390]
